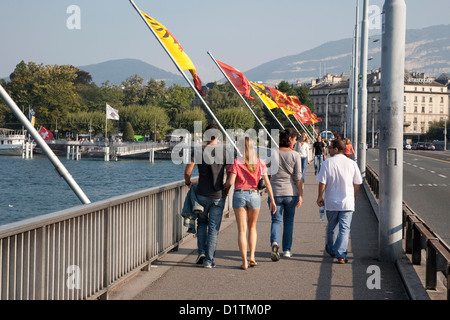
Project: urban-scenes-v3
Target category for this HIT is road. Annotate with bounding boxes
[366,149,450,246]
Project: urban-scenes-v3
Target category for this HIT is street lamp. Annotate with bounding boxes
[372,97,376,148]
[443,116,447,151]
[325,89,342,138]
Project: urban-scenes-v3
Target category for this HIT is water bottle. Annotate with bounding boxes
[319,206,325,221]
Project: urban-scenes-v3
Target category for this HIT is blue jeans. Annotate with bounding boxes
[269,196,297,252]
[325,210,353,259]
[196,194,226,266]
[314,155,323,174]
[300,157,307,182]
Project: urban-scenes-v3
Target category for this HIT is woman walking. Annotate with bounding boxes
[344,138,356,160]
[269,128,303,260]
[225,137,276,270]
[294,133,310,183]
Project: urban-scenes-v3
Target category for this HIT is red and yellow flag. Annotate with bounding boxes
[249,82,279,110]
[140,11,204,95]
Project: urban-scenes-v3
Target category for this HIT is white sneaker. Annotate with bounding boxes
[283,251,292,258]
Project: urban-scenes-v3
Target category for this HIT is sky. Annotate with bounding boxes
[1,0,449,84]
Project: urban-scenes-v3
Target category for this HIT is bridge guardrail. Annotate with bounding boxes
[365,164,450,300]
[0,177,234,300]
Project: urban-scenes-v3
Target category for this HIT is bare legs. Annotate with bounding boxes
[234,207,260,269]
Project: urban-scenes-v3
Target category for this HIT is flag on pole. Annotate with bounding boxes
[216,60,254,100]
[139,11,204,95]
[293,105,313,124]
[249,82,279,110]
[38,126,53,141]
[311,113,322,124]
[106,104,120,120]
[29,107,36,127]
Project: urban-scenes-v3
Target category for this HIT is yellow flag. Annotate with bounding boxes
[249,82,279,110]
[140,11,204,94]
[141,11,195,73]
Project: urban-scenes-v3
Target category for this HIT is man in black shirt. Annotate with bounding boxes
[184,124,231,268]
[312,135,326,175]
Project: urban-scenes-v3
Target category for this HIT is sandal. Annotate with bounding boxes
[249,260,258,267]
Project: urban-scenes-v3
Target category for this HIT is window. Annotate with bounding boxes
[414,106,418,112]
[421,106,425,113]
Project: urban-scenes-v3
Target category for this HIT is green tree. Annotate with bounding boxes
[119,104,169,138]
[123,122,135,141]
[6,61,82,127]
[426,120,449,141]
[121,74,145,106]
[173,107,207,133]
[163,84,195,122]
[216,107,255,131]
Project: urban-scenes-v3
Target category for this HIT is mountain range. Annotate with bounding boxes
[243,24,450,85]
[6,24,446,87]
[78,58,185,87]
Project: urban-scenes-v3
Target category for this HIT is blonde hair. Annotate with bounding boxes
[244,137,257,173]
[301,133,309,144]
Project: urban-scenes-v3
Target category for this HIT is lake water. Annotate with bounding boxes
[0,155,197,226]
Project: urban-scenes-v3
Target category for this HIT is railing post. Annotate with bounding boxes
[100,207,110,300]
[412,223,422,265]
[425,240,437,290]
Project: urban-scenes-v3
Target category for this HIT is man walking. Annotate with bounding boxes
[316,139,362,264]
[184,123,231,268]
[312,135,326,175]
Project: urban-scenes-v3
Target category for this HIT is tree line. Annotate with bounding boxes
[0,60,315,141]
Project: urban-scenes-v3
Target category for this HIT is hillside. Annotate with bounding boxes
[244,24,450,85]
[78,58,185,86]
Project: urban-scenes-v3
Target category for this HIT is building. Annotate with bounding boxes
[309,70,449,143]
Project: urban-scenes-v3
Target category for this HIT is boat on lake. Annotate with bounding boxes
[0,128,29,156]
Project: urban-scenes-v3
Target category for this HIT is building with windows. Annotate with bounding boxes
[308,70,449,143]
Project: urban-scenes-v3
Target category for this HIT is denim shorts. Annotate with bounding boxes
[232,190,261,209]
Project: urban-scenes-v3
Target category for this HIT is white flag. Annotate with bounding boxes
[106,103,119,120]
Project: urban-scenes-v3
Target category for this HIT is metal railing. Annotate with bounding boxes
[365,164,450,300]
[0,178,233,300]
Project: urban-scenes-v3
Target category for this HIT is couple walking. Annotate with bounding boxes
[225,128,304,268]
[184,125,303,269]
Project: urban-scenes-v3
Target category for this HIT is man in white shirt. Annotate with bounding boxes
[316,139,363,264]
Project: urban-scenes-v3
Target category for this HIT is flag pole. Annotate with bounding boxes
[129,0,241,156]
[0,84,91,204]
[249,85,285,130]
[207,51,278,149]
[279,108,301,135]
[293,116,315,142]
[105,103,108,145]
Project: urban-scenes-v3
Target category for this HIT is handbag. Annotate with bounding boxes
[257,159,266,190]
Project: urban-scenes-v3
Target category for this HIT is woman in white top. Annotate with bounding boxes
[294,133,310,183]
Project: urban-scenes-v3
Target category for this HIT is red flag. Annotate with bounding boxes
[294,105,313,124]
[38,126,53,141]
[216,60,254,100]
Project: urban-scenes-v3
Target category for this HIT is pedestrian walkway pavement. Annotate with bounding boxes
[110,164,411,302]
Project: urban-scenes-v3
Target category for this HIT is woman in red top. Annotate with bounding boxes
[344,138,356,159]
[225,137,276,270]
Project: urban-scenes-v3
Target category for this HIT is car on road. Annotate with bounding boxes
[425,142,435,150]
[403,141,411,150]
